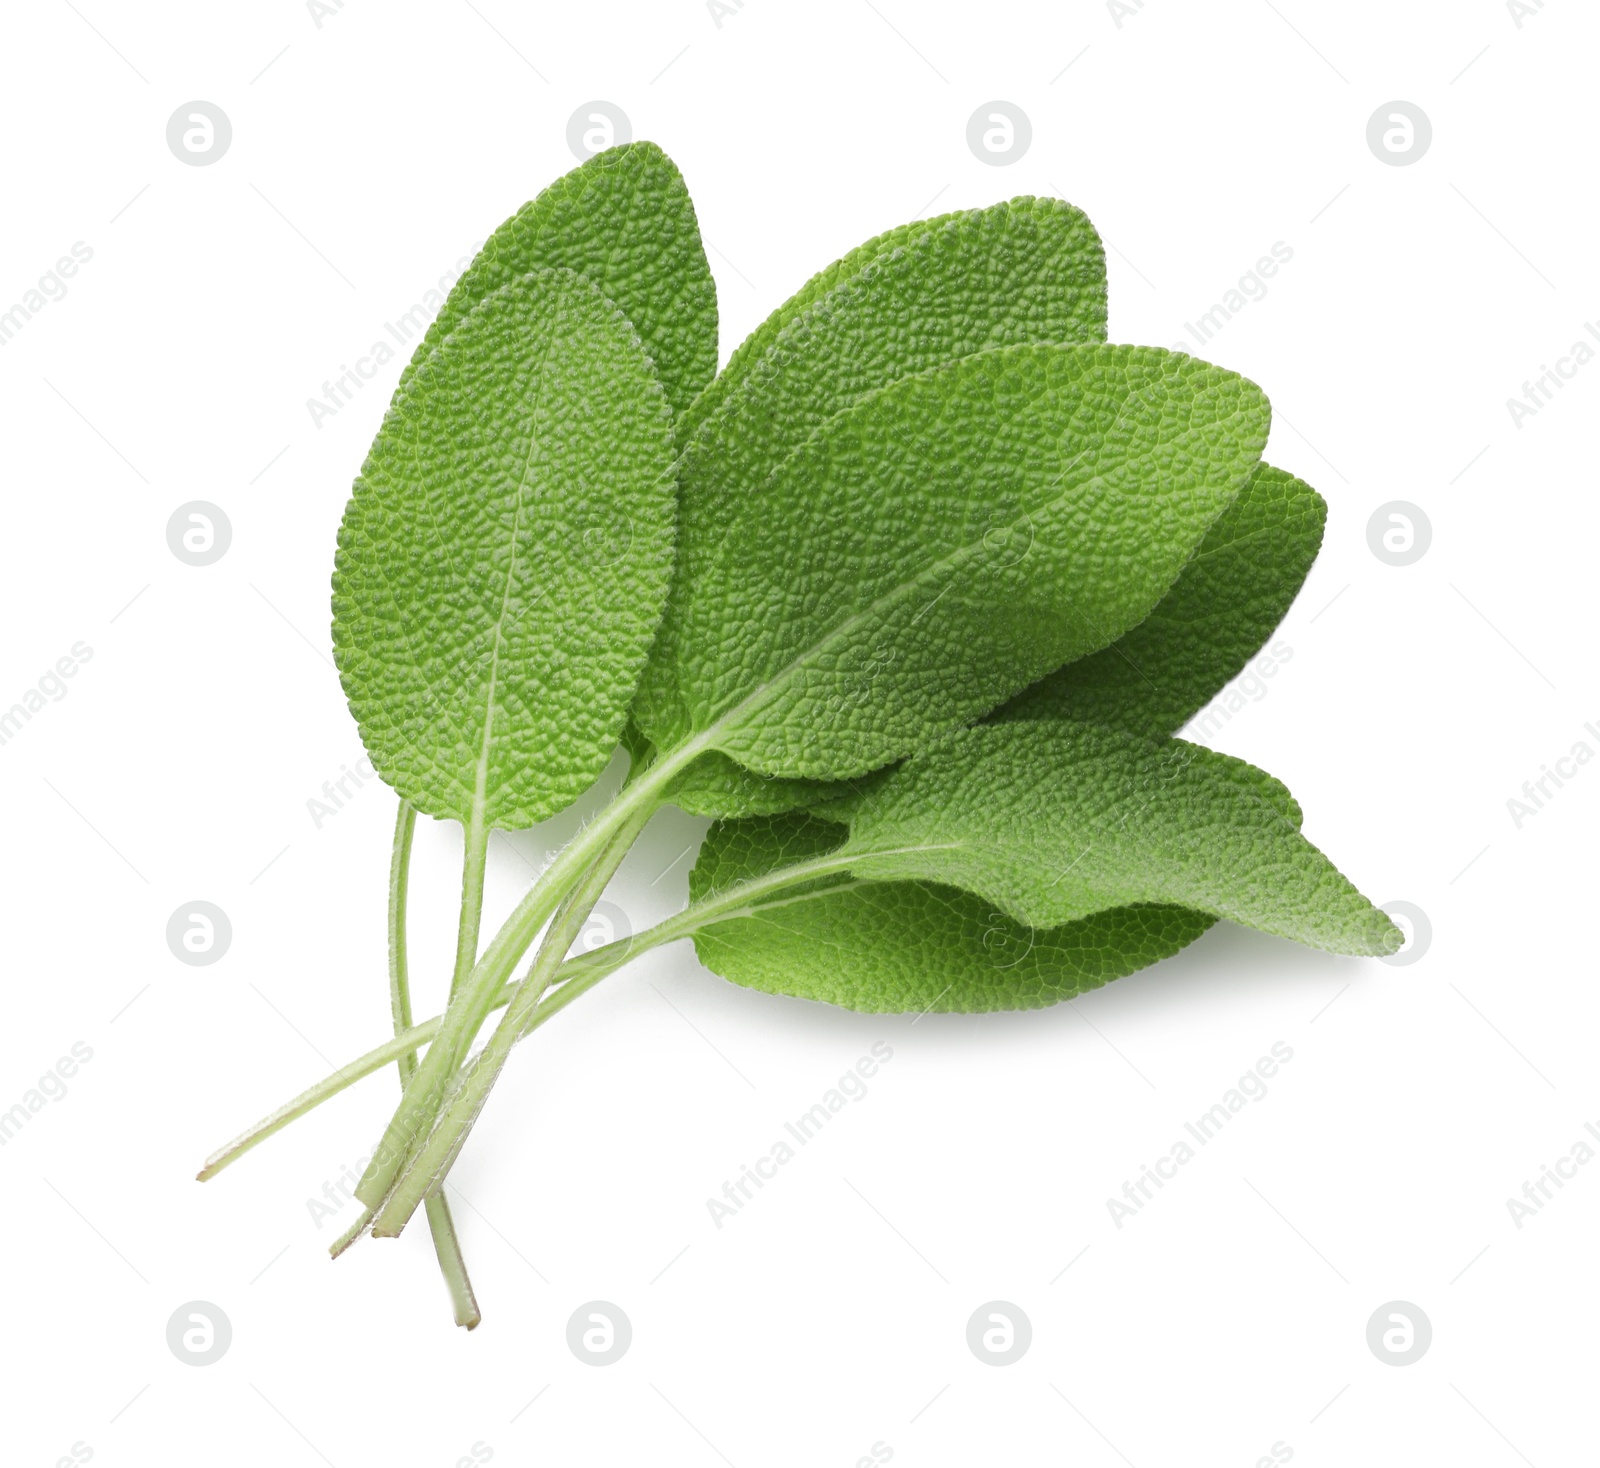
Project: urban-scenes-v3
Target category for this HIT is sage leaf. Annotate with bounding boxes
[664,750,862,819]
[813,741,1302,831]
[333,267,677,829]
[668,460,1320,818]
[638,198,1109,761]
[687,197,1106,500]
[996,463,1325,735]
[839,721,1399,955]
[689,812,1216,1013]
[675,211,960,444]
[398,142,717,420]
[637,344,1269,783]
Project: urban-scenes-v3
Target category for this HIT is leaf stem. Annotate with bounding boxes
[451,811,491,1001]
[200,955,592,1183]
[198,849,866,1184]
[388,798,421,1071]
[422,1194,479,1326]
[389,798,480,1329]
[352,743,700,1214]
[368,805,655,1235]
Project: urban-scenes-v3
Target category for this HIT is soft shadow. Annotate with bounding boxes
[641,919,1368,1048]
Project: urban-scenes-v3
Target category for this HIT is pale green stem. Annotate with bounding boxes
[199,851,864,1188]
[388,799,480,1329]
[368,807,656,1235]
[422,1195,478,1327]
[349,812,509,1212]
[451,812,491,1001]
[199,954,602,1183]
[352,743,702,1214]
[387,799,421,1067]
[368,848,861,1235]
[199,1019,451,1182]
[329,1205,370,1259]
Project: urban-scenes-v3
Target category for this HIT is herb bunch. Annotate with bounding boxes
[201,142,1399,1327]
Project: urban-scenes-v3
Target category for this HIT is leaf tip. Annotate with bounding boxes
[1370,908,1407,957]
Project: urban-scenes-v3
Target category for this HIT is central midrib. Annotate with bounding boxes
[472,298,562,826]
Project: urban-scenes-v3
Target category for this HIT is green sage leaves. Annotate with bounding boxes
[689,811,1218,1013]
[397,141,717,418]
[215,146,1404,1322]
[333,267,676,829]
[638,344,1270,780]
[839,721,1400,955]
[997,462,1326,736]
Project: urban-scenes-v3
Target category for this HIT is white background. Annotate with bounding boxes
[2,1,1595,1463]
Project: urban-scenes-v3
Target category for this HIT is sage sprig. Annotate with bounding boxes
[201,141,1400,1326]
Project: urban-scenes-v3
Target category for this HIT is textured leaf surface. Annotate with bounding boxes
[996,463,1325,735]
[639,198,1109,758]
[638,344,1269,782]
[670,458,1320,817]
[665,752,862,819]
[688,813,1215,1013]
[675,212,949,444]
[673,458,1321,818]
[689,198,1105,495]
[398,143,716,419]
[333,268,676,829]
[619,716,655,779]
[815,749,1302,830]
[839,722,1399,955]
